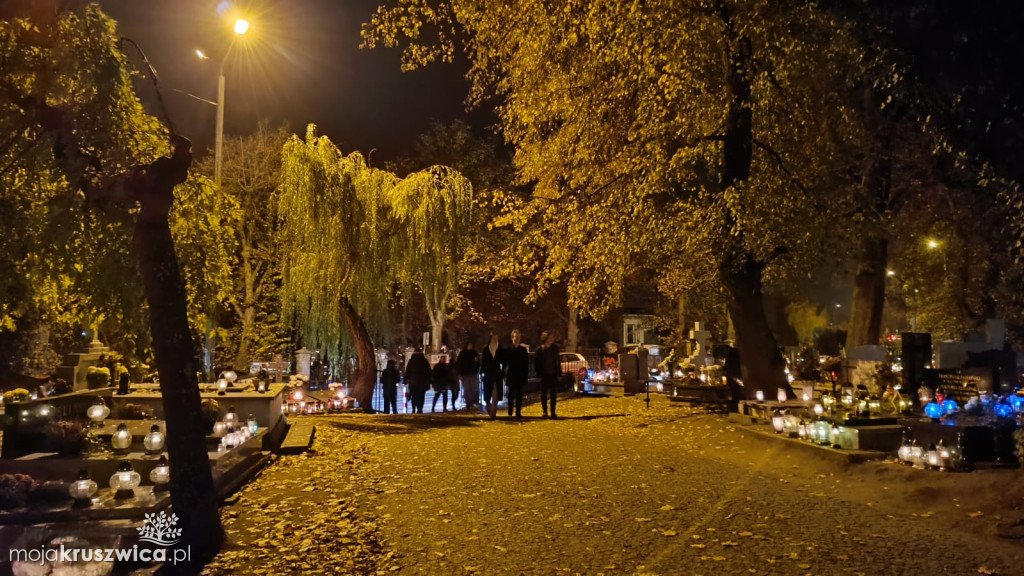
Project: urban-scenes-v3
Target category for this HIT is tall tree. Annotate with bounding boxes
[278,126,398,407]
[364,0,865,397]
[199,123,290,372]
[389,165,473,352]
[1,2,222,566]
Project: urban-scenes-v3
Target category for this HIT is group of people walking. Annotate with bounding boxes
[378,329,563,419]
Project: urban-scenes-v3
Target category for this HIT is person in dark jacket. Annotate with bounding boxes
[431,355,454,413]
[404,348,431,414]
[506,329,529,419]
[380,359,401,414]
[480,333,505,414]
[537,330,561,418]
[457,342,481,410]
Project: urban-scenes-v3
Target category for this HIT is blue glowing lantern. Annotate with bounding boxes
[924,402,944,419]
[1008,394,1024,413]
[941,399,958,415]
[994,403,1013,418]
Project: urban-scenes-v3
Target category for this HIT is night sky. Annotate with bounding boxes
[100,0,471,162]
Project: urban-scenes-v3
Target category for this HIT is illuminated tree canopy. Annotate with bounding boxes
[365,0,867,394]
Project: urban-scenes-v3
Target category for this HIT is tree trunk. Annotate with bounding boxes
[132,136,223,570]
[847,93,893,350]
[847,237,888,348]
[430,312,445,356]
[716,12,789,399]
[720,255,791,399]
[567,306,579,352]
[338,295,376,409]
[234,305,255,370]
[234,244,257,369]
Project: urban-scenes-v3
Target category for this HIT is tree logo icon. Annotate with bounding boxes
[137,511,183,546]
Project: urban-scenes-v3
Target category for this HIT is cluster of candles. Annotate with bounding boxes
[214,407,259,451]
[68,456,170,505]
[798,418,844,448]
[770,409,844,448]
[109,423,165,453]
[897,433,965,471]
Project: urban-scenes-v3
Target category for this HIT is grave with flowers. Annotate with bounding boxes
[0,371,287,524]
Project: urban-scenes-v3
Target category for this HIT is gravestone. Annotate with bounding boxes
[295,348,312,379]
[687,322,714,367]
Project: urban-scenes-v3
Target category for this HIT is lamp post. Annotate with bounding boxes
[195,17,249,382]
[208,18,250,189]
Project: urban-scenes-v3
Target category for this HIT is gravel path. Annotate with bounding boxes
[205,395,1024,575]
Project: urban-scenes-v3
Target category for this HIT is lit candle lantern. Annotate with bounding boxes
[150,455,170,488]
[143,424,165,453]
[777,388,787,403]
[36,403,55,419]
[212,421,228,437]
[217,378,229,395]
[246,414,258,434]
[831,424,842,449]
[109,461,141,497]
[257,381,267,393]
[942,399,958,415]
[68,469,98,504]
[755,390,764,402]
[813,403,824,416]
[898,436,913,464]
[111,423,132,451]
[936,439,950,471]
[87,398,110,426]
[925,443,940,468]
[909,443,925,469]
[222,370,238,385]
[223,407,239,425]
[771,409,785,434]
[797,420,807,439]
[924,402,944,419]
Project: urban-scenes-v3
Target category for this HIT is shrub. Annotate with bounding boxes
[201,398,221,432]
[85,366,110,389]
[51,378,73,395]
[117,403,148,419]
[44,420,88,456]
[3,388,31,403]
[0,474,36,509]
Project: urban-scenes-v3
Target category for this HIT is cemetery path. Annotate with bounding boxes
[202,396,1024,575]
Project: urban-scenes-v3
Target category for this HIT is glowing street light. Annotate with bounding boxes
[214,18,251,189]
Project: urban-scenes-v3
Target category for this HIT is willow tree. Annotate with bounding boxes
[1,1,222,566]
[365,0,865,397]
[278,126,398,407]
[390,166,473,353]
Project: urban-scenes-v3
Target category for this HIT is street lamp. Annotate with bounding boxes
[193,18,249,382]
[214,18,249,189]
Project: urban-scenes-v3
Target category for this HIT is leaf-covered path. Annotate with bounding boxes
[204,395,1024,575]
